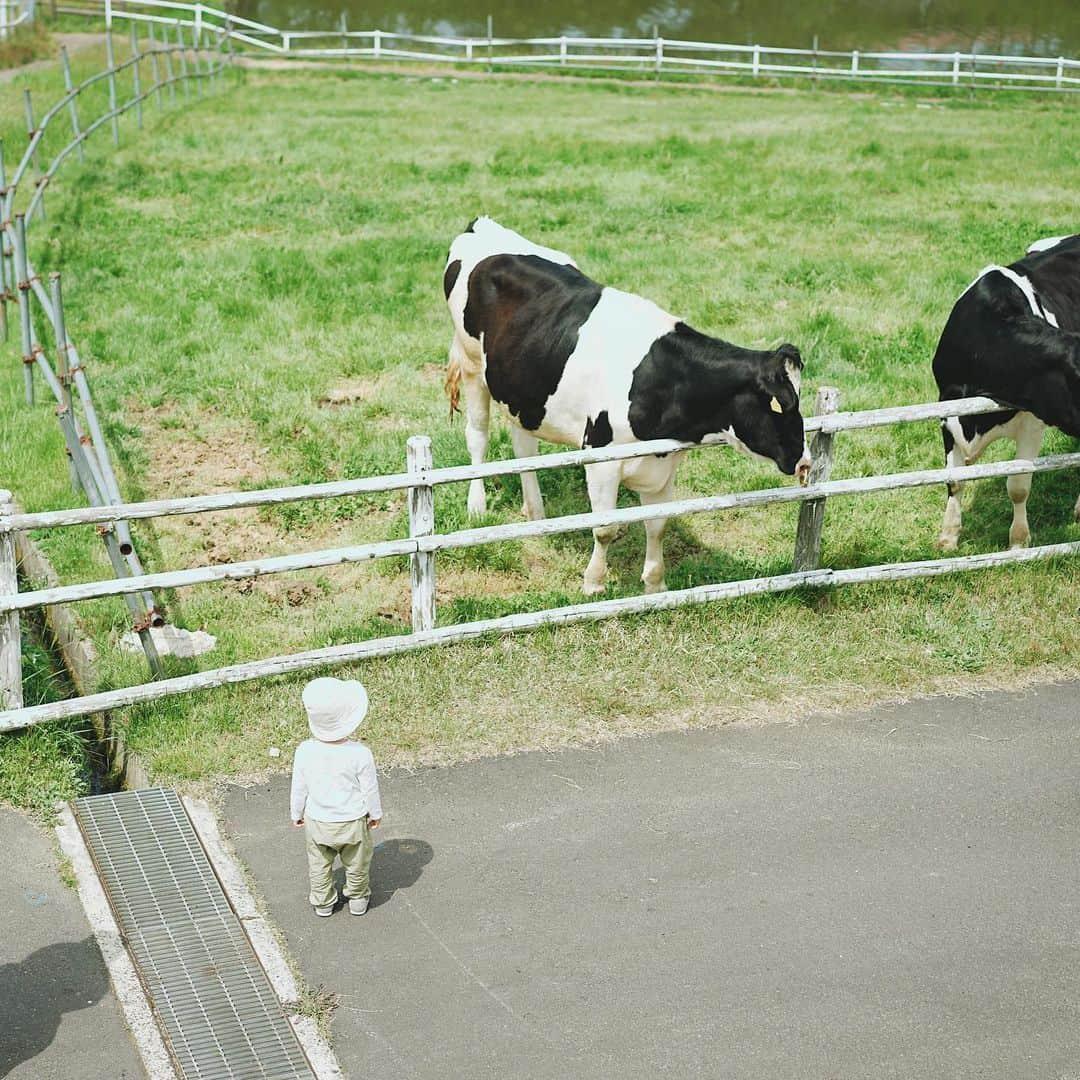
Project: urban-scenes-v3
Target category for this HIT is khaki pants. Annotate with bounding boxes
[305,817,373,909]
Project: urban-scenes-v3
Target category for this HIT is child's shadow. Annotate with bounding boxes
[332,837,433,911]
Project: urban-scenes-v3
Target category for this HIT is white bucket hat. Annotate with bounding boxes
[302,677,369,741]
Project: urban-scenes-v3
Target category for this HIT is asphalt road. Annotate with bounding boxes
[0,809,143,1080]
[224,681,1080,1080]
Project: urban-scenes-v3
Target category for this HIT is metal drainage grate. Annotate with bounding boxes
[75,788,315,1080]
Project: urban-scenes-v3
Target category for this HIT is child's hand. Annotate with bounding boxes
[294,819,304,827]
[369,818,381,830]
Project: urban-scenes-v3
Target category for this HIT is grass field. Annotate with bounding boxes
[1,57,1078,807]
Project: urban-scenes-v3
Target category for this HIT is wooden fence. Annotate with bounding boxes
[2,389,1079,730]
[56,0,1080,93]
[1,21,228,677]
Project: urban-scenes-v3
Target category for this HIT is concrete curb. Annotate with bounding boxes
[184,797,345,1080]
[54,805,178,1080]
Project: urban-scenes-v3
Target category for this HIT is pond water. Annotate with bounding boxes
[231,0,1080,58]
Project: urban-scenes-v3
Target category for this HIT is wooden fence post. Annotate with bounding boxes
[0,490,22,711]
[793,385,840,572]
[407,435,435,633]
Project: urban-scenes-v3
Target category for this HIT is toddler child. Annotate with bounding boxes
[290,676,383,917]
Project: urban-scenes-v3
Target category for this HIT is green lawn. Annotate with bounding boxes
[2,60,1078,805]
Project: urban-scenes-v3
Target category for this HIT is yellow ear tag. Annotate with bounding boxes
[769,396,783,414]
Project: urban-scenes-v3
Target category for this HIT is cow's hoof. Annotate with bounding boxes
[935,535,959,553]
[1009,536,1031,550]
[642,579,667,595]
[581,579,606,597]
[1073,497,1080,522]
[467,497,487,518]
[522,504,546,522]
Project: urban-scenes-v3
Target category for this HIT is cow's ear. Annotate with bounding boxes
[775,343,804,371]
[757,356,799,413]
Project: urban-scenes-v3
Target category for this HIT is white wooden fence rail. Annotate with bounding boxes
[3,392,1079,730]
[56,0,1080,92]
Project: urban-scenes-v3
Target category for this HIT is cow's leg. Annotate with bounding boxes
[459,357,491,518]
[637,477,675,594]
[938,442,966,552]
[937,418,967,551]
[582,461,622,596]
[1074,491,1080,522]
[1006,414,1046,549]
[509,426,545,521]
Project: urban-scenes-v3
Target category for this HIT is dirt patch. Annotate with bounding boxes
[317,377,386,407]
[131,402,270,496]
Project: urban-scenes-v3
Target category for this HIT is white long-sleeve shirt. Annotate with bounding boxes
[290,738,383,823]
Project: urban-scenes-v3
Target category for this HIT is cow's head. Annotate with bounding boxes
[727,344,812,484]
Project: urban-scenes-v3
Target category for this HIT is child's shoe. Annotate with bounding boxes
[313,902,336,917]
[348,897,369,916]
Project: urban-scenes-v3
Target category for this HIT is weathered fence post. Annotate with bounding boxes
[752,43,760,77]
[655,27,663,78]
[22,90,45,221]
[105,30,120,145]
[812,34,819,88]
[406,435,436,633]
[793,386,840,572]
[12,214,34,406]
[129,24,144,128]
[0,490,21,712]
[487,13,493,73]
[851,49,859,77]
[60,46,86,164]
[952,50,960,86]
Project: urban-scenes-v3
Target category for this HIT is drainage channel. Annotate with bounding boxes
[74,788,316,1080]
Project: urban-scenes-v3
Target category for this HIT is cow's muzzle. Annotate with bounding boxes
[796,454,812,487]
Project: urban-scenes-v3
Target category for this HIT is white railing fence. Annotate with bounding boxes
[52,0,1080,92]
[0,0,34,39]
[1,21,230,681]
[2,390,1079,730]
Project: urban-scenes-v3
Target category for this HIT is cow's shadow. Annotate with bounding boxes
[526,470,770,589]
[0,938,111,1076]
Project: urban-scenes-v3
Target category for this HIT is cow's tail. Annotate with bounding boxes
[445,342,463,420]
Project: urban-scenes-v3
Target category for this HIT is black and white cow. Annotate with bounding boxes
[934,234,1080,551]
[444,217,811,595]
